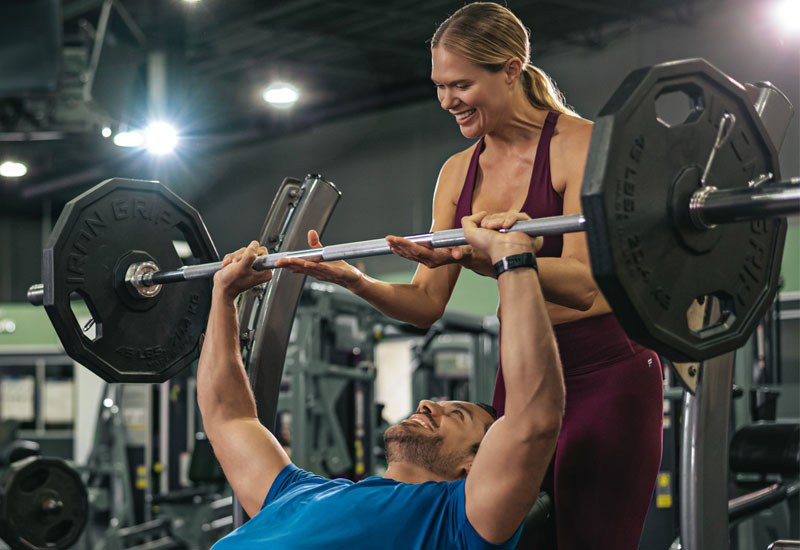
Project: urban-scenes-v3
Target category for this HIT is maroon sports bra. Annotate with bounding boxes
[453,111,564,258]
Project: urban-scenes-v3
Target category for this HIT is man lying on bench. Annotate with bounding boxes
[197,211,564,549]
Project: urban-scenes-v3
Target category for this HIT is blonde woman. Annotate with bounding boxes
[279,4,663,548]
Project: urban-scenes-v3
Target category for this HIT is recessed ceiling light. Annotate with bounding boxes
[263,82,299,107]
[773,0,800,32]
[144,122,178,155]
[113,130,145,148]
[0,161,28,178]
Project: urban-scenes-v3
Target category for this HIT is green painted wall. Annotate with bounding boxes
[0,304,91,350]
[0,304,63,350]
[381,269,499,317]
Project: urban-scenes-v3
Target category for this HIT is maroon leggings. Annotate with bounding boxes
[493,314,663,549]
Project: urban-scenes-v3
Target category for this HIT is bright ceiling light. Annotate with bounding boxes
[263,82,299,107]
[101,126,112,138]
[113,130,145,148]
[774,0,800,32]
[0,161,28,178]
[144,122,178,155]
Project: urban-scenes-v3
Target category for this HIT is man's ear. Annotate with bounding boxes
[504,57,523,85]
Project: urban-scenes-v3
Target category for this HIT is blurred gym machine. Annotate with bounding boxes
[639,289,800,549]
[0,421,88,550]
[410,311,499,408]
[77,383,233,550]
[277,282,379,479]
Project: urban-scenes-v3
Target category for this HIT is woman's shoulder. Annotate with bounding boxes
[552,112,593,155]
[442,142,479,172]
[436,142,479,189]
[554,112,593,138]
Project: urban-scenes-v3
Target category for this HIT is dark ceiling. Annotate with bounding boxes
[0,0,700,213]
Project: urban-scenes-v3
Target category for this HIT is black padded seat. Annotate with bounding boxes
[730,422,799,476]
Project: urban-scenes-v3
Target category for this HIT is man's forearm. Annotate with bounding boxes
[498,268,564,427]
[197,290,258,429]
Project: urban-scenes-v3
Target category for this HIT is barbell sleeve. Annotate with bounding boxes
[27,284,44,306]
[690,178,800,228]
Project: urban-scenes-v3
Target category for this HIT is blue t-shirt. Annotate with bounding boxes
[213,464,523,549]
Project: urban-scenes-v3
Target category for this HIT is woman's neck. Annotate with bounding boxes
[484,87,550,152]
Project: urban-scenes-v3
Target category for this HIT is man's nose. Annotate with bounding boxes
[418,400,443,417]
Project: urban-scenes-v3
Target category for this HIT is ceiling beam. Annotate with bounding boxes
[192,0,326,45]
[63,0,104,20]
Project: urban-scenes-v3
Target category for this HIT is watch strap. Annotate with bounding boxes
[493,252,538,278]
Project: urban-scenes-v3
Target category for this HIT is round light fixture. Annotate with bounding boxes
[773,0,800,32]
[0,161,28,178]
[113,130,145,148]
[144,122,178,155]
[263,82,299,107]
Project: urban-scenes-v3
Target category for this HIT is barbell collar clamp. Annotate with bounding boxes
[689,185,719,229]
[125,261,162,298]
[700,112,736,188]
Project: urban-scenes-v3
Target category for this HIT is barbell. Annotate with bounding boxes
[25,59,799,383]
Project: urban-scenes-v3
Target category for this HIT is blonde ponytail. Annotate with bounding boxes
[522,65,578,116]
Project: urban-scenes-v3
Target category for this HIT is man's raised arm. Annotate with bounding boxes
[462,212,566,544]
[197,241,291,517]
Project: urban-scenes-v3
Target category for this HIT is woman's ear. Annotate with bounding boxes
[504,57,523,85]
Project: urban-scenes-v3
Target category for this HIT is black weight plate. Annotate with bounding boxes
[581,59,785,362]
[41,178,218,382]
[0,456,89,550]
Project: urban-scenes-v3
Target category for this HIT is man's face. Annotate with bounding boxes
[384,400,495,480]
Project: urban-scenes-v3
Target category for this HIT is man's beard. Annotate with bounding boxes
[384,425,467,479]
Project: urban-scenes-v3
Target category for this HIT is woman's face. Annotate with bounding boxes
[431,47,512,138]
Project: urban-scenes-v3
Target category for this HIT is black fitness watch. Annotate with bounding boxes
[492,252,538,278]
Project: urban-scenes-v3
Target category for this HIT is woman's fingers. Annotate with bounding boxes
[479,210,531,229]
[386,236,455,268]
[388,228,480,268]
[460,211,486,231]
[308,230,323,249]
